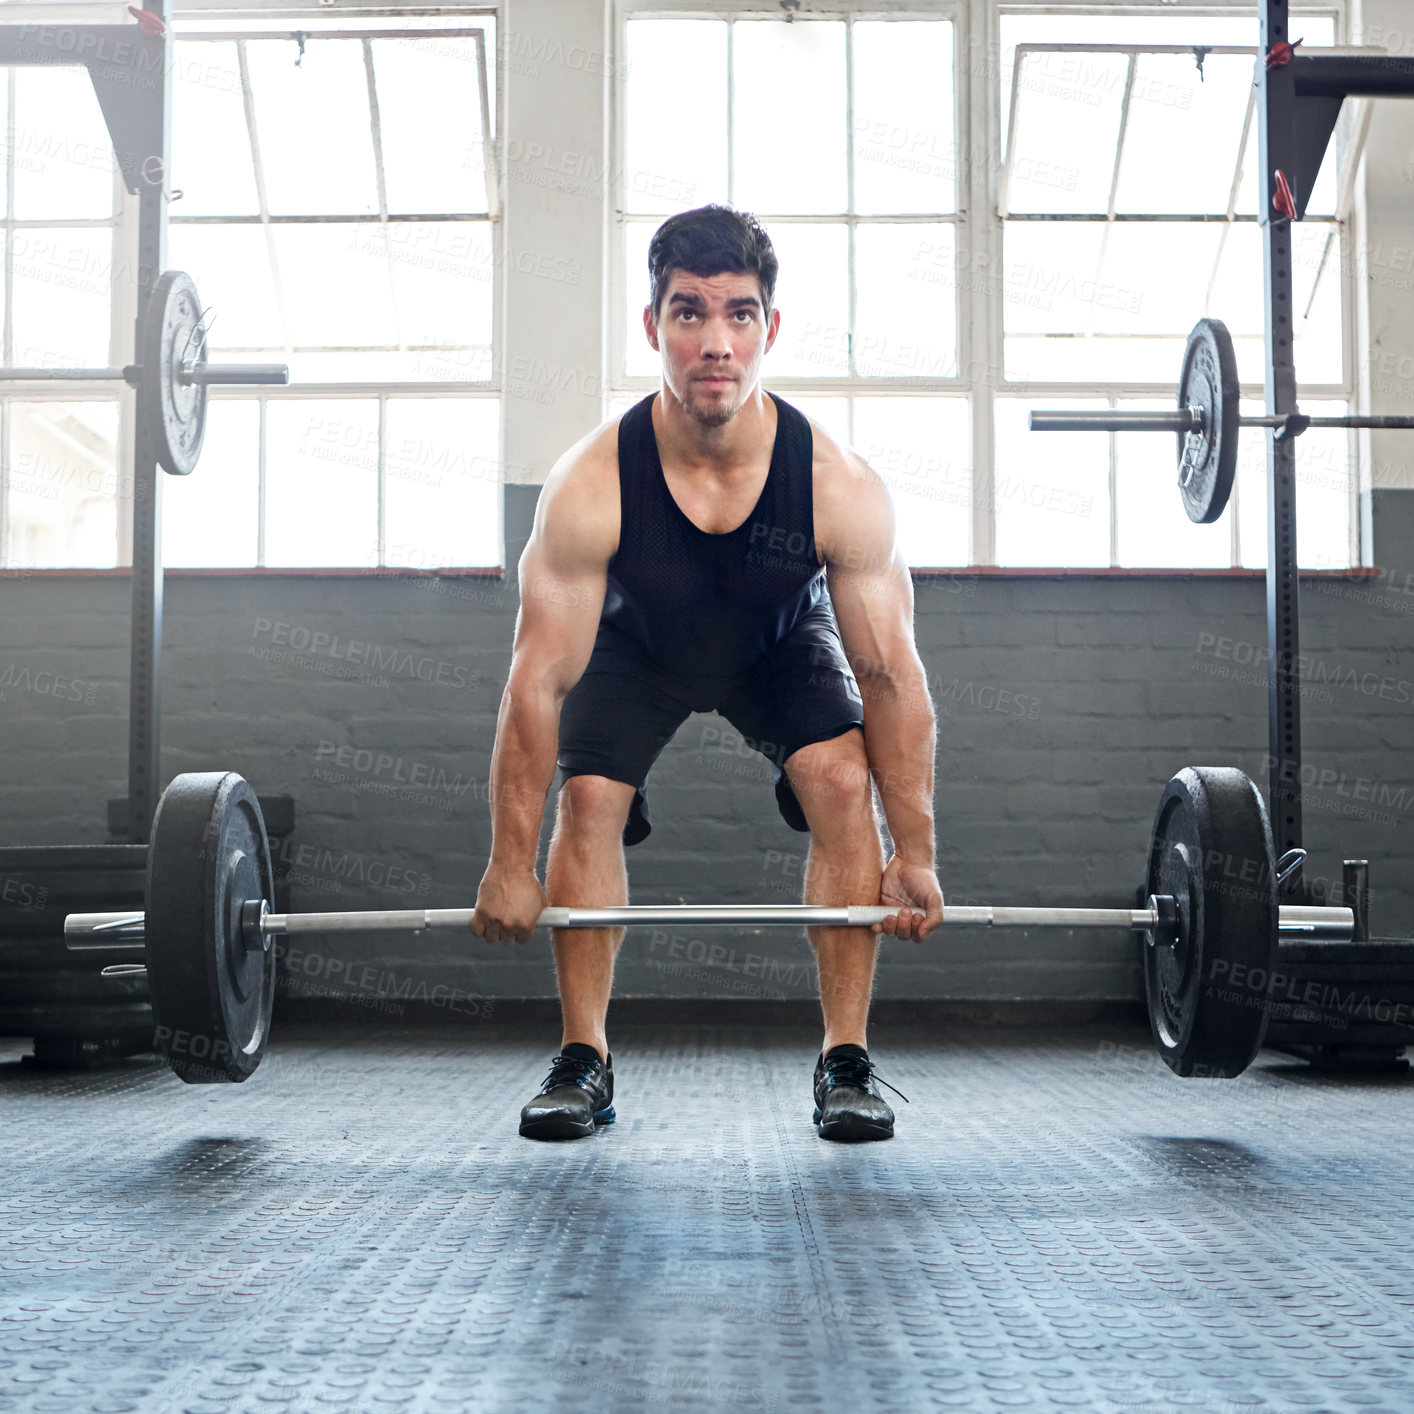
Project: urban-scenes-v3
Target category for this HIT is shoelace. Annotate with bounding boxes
[820,1054,910,1104]
[539,1054,603,1094]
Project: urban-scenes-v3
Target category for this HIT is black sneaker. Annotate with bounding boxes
[519,1043,616,1141]
[812,1044,908,1142]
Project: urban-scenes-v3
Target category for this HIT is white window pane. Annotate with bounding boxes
[1235,117,1259,218]
[162,402,260,567]
[1001,16,1259,150]
[8,403,120,568]
[385,400,500,569]
[1092,223,1221,335]
[853,398,970,567]
[265,402,378,567]
[733,21,846,215]
[14,69,113,220]
[374,39,489,214]
[1237,400,1353,570]
[13,230,112,367]
[785,396,849,451]
[994,399,1109,567]
[272,226,397,347]
[1004,224,1210,383]
[768,224,848,379]
[1292,224,1344,385]
[1113,55,1251,215]
[1205,225,1265,379]
[172,42,259,216]
[1114,401,1230,568]
[1005,51,1128,215]
[625,21,728,215]
[274,350,493,384]
[855,225,955,379]
[247,39,379,215]
[853,22,955,215]
[167,225,282,352]
[384,223,494,349]
[624,221,658,377]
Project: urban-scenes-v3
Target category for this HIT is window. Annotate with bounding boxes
[617,12,969,568]
[162,21,501,570]
[0,16,503,572]
[617,5,1358,571]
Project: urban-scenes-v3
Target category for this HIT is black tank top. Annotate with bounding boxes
[595,392,828,682]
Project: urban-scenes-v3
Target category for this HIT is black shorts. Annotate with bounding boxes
[557,608,865,846]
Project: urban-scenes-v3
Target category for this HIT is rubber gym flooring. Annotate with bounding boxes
[1,1017,1411,1414]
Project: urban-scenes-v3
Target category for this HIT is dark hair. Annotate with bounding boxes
[647,205,778,319]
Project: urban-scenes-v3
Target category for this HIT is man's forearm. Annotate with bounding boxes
[486,678,561,872]
[857,669,937,861]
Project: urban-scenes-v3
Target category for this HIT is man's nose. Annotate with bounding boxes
[700,320,733,358]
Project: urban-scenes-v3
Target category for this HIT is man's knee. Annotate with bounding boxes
[556,774,635,835]
[785,731,872,814]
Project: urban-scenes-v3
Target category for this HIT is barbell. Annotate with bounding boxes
[8,269,288,475]
[63,768,1353,1085]
[1029,318,1414,523]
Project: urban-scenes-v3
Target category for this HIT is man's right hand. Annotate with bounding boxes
[471,865,549,944]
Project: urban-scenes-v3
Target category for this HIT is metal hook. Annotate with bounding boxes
[1275,848,1306,887]
[179,307,216,367]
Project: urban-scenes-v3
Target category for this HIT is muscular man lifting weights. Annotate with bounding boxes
[471,205,944,1142]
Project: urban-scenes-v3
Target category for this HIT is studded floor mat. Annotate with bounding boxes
[1,1019,1412,1413]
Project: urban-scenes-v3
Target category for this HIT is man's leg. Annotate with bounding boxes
[782,729,884,1054]
[545,773,637,1062]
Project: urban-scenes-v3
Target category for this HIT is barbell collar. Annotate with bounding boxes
[64,900,1356,944]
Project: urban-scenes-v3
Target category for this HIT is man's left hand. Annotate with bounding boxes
[874,856,945,941]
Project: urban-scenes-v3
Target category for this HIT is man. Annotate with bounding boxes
[471,205,943,1143]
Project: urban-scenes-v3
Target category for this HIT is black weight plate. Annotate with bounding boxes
[1176,318,1240,524]
[1144,766,1278,1078]
[142,269,208,476]
[146,772,274,1083]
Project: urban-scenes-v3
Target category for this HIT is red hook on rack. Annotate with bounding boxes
[127,7,167,37]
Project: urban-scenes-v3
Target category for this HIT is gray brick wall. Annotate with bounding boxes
[1,487,1410,1007]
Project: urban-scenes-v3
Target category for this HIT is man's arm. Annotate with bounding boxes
[813,432,943,938]
[471,428,618,943]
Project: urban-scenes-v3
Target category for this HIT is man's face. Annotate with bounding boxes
[644,269,780,428]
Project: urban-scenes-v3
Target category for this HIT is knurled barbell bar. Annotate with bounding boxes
[6,269,290,476]
[62,768,1353,1085]
[1028,318,1414,524]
